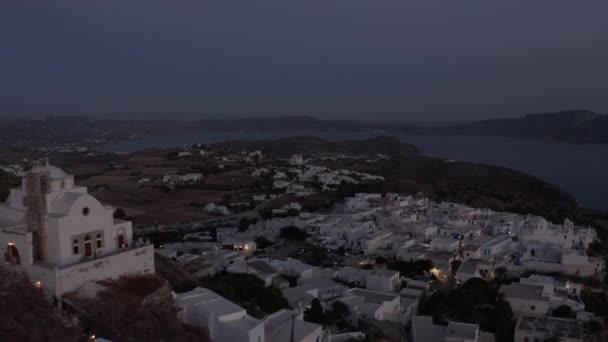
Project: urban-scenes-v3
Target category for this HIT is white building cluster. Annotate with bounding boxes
[175,287,329,342]
[156,191,603,341]
[252,156,385,195]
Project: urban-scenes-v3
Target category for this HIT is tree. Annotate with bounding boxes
[304,298,324,324]
[490,294,515,342]
[254,236,273,250]
[279,226,311,241]
[330,301,351,329]
[387,259,434,277]
[424,291,447,324]
[113,208,127,219]
[553,305,573,319]
[450,260,462,274]
[375,256,387,264]
[494,266,508,284]
[462,277,493,304]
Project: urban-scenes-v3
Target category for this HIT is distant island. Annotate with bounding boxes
[432,110,608,144]
[0,109,607,147]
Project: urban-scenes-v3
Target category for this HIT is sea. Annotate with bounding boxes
[97,131,608,212]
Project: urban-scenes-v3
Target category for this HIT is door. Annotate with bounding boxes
[84,242,92,257]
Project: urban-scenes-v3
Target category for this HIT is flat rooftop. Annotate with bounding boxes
[349,288,398,304]
[517,316,584,340]
[446,321,479,341]
[500,283,549,302]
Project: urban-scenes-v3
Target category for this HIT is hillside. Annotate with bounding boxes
[437,110,608,144]
[214,135,420,158]
[379,157,584,224]
[2,111,608,147]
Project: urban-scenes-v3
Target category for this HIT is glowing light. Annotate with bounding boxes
[34,281,42,288]
[8,242,14,246]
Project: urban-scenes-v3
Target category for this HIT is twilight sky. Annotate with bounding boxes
[1,1,607,121]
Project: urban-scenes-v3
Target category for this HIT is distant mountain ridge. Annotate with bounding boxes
[1,110,607,146]
[436,110,608,143]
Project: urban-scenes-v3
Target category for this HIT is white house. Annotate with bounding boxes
[0,161,154,297]
[519,275,585,313]
[561,249,604,278]
[455,259,494,284]
[282,278,347,311]
[365,269,400,293]
[520,242,604,278]
[499,283,550,317]
[226,259,279,287]
[175,287,265,342]
[267,257,317,279]
[180,173,203,183]
[264,309,326,342]
[339,288,402,322]
[216,227,238,243]
[411,316,495,342]
[289,154,304,166]
[430,237,460,252]
[519,218,596,250]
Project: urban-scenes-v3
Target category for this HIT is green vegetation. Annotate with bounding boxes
[198,273,290,318]
[303,298,353,331]
[70,275,207,342]
[327,301,352,330]
[421,278,515,342]
[0,170,18,201]
[304,298,325,324]
[113,208,127,219]
[581,290,608,318]
[0,269,84,341]
[254,236,274,250]
[387,259,434,278]
[552,305,574,319]
[280,226,311,241]
[154,254,198,293]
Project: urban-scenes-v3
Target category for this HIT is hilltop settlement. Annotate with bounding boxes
[1,138,607,342]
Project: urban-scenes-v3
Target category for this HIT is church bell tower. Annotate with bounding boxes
[24,159,50,262]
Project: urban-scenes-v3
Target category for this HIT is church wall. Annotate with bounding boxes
[51,197,114,266]
[45,218,63,265]
[28,244,155,297]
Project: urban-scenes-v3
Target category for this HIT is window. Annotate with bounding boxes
[60,180,65,189]
[117,234,125,248]
[530,305,536,311]
[83,207,90,216]
[96,233,103,249]
[40,176,48,193]
[72,239,79,255]
[564,235,567,240]
[84,235,92,257]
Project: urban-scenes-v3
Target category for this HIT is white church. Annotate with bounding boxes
[0,160,154,297]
